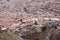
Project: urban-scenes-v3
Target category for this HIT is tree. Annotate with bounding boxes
[48,2,51,4]
[20,19,22,23]
[52,25,57,29]
[24,8,28,12]
[34,20,38,25]
[41,25,47,32]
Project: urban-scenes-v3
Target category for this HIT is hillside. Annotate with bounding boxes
[0,30,20,40]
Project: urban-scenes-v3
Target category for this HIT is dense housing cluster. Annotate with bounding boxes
[0,0,60,40]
